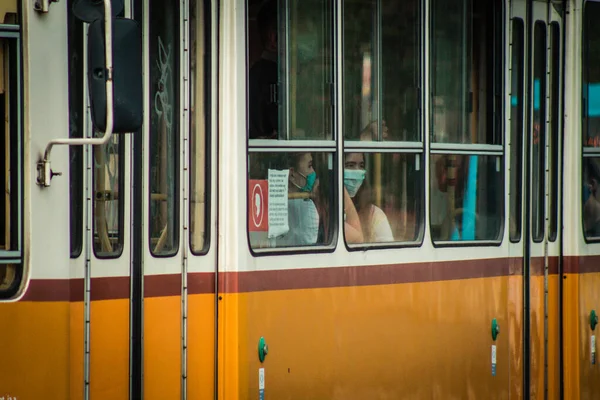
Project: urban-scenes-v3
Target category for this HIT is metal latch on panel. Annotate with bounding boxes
[258,337,268,363]
[491,318,500,341]
[590,310,598,331]
[33,0,59,13]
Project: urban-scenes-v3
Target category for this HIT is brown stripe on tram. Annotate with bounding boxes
[229,258,514,293]
[528,256,560,276]
[563,255,600,274]
[19,256,573,301]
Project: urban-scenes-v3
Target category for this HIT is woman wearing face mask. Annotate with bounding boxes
[277,153,321,246]
[278,153,363,246]
[344,153,394,243]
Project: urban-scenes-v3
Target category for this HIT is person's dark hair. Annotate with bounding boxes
[257,0,277,47]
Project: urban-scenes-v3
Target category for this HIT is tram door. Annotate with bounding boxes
[79,0,217,398]
[511,1,563,398]
[139,0,217,398]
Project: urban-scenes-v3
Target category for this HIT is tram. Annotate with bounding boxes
[1,0,600,398]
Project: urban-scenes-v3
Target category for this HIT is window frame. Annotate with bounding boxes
[0,25,23,299]
[428,0,506,247]
[188,0,212,256]
[581,0,600,243]
[147,0,182,258]
[246,0,339,256]
[341,0,425,251]
[509,17,525,244]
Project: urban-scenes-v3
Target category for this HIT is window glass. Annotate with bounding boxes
[149,0,180,255]
[93,137,124,257]
[430,0,502,145]
[0,30,22,298]
[343,152,422,244]
[583,157,600,238]
[549,22,560,242]
[343,0,419,142]
[190,0,209,254]
[430,154,503,241]
[532,21,546,242]
[509,19,524,242]
[248,0,334,140]
[248,152,335,249]
[584,2,600,147]
[68,0,84,257]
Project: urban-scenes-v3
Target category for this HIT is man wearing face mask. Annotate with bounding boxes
[249,0,278,140]
[344,153,394,243]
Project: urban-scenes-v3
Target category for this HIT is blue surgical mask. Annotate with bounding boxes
[344,169,366,198]
[295,171,317,192]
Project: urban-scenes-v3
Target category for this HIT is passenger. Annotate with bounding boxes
[344,153,393,243]
[249,0,278,140]
[277,153,320,246]
[583,158,600,236]
[277,152,363,245]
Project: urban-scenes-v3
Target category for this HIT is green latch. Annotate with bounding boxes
[491,318,500,341]
[258,337,268,363]
[591,310,598,331]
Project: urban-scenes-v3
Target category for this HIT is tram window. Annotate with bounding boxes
[583,1,600,148]
[509,19,524,243]
[343,0,419,142]
[429,0,504,243]
[430,0,502,145]
[190,0,210,254]
[93,137,125,257]
[149,0,180,256]
[248,152,335,249]
[548,22,560,242]
[0,26,23,298]
[248,0,334,141]
[532,22,546,243]
[583,158,600,238]
[343,152,422,244]
[68,0,84,258]
[430,154,502,241]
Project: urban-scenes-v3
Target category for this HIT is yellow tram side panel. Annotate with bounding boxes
[0,301,71,399]
[220,275,521,400]
[572,271,600,400]
[188,293,217,400]
[528,274,561,400]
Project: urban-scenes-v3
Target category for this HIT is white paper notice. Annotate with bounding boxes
[268,169,289,238]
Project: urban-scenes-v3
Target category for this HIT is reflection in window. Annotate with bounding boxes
[584,2,600,147]
[93,137,124,257]
[549,22,560,242]
[430,154,502,241]
[248,152,334,249]
[532,22,546,243]
[248,0,334,140]
[0,28,22,298]
[343,152,422,243]
[430,0,502,145]
[583,158,600,238]
[343,0,419,141]
[149,0,179,255]
[509,19,524,242]
[190,0,209,254]
[0,264,18,292]
[68,0,84,257]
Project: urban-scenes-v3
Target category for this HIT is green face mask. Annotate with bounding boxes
[344,169,366,197]
[296,171,317,192]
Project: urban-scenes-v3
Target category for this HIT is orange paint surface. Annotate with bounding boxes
[144,296,182,400]
[188,294,217,400]
[220,277,520,400]
[0,302,71,400]
[90,299,130,400]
